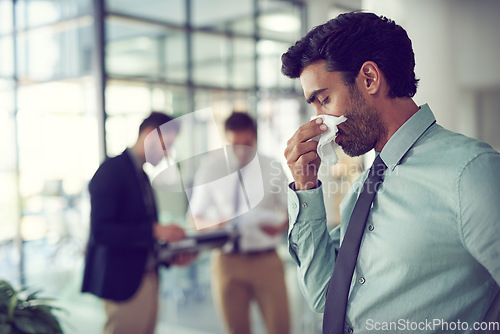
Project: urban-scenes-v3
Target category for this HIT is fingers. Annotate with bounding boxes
[172,252,198,266]
[260,225,280,236]
[166,225,186,241]
[287,118,327,147]
[154,224,186,242]
[285,141,318,166]
[284,118,327,190]
[285,119,327,163]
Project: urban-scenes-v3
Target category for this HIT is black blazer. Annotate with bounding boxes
[82,150,158,301]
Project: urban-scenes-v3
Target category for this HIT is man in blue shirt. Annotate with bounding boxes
[282,12,500,334]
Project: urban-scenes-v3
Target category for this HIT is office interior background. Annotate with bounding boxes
[1,0,499,333]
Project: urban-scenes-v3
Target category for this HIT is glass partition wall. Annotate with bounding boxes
[0,0,97,290]
[1,0,321,333]
[0,0,306,274]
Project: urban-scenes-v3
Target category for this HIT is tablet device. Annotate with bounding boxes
[156,229,235,262]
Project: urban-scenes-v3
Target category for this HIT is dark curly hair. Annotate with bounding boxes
[281,11,419,98]
[139,112,179,135]
[225,112,257,135]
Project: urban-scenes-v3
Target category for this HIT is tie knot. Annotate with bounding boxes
[370,155,387,177]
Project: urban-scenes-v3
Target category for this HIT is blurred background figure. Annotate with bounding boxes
[81,112,196,334]
[189,112,290,334]
[1,1,499,333]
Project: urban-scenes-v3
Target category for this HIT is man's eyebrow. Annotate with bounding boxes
[307,88,327,104]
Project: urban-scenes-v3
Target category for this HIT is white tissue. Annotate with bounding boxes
[310,114,347,166]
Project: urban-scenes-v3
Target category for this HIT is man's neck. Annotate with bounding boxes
[375,98,419,152]
[130,143,146,166]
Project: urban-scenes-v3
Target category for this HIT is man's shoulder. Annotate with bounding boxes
[419,124,499,164]
[91,151,131,182]
[100,151,130,169]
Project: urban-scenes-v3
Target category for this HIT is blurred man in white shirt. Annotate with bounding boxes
[189,112,290,334]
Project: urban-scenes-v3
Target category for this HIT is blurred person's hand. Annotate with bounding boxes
[260,221,288,237]
[192,216,228,231]
[171,252,198,267]
[154,224,186,242]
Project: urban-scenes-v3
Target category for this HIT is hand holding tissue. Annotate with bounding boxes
[310,115,347,166]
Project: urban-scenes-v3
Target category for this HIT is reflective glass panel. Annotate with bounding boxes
[192,0,253,34]
[105,113,148,157]
[192,32,228,87]
[258,1,303,42]
[0,169,19,282]
[0,109,18,266]
[232,37,255,89]
[257,39,293,89]
[164,30,187,82]
[106,16,187,82]
[0,103,16,172]
[0,36,14,78]
[16,79,99,288]
[106,0,186,26]
[105,81,189,156]
[0,0,13,33]
[15,0,91,29]
[105,82,151,155]
[0,79,15,111]
[17,17,93,82]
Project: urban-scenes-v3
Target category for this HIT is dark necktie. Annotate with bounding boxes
[140,170,158,221]
[323,155,387,334]
[139,169,159,270]
[231,173,242,253]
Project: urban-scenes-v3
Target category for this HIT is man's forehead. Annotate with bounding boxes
[301,65,343,88]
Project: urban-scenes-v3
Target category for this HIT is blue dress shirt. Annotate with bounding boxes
[288,104,500,333]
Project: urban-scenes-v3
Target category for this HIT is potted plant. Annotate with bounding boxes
[0,279,63,334]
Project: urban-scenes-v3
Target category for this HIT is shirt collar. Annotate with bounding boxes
[380,104,436,171]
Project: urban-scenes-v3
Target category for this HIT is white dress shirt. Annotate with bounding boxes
[189,147,289,251]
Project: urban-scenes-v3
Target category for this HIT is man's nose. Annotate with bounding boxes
[315,108,327,117]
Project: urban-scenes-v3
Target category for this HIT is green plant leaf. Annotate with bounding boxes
[7,293,18,322]
[1,280,62,334]
[25,291,41,302]
[31,308,62,332]
[13,316,40,334]
[26,299,56,306]
[0,323,12,334]
[0,281,15,307]
[0,281,14,292]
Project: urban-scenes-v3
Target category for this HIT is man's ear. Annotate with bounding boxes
[358,61,381,95]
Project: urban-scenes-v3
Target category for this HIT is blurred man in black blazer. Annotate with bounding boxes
[82,112,196,334]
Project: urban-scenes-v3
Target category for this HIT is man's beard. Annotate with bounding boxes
[337,86,387,157]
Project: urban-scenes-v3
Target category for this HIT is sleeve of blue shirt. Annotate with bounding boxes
[459,151,500,285]
[287,182,340,312]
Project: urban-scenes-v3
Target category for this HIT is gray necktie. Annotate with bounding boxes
[139,169,157,221]
[231,173,242,253]
[323,155,387,334]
